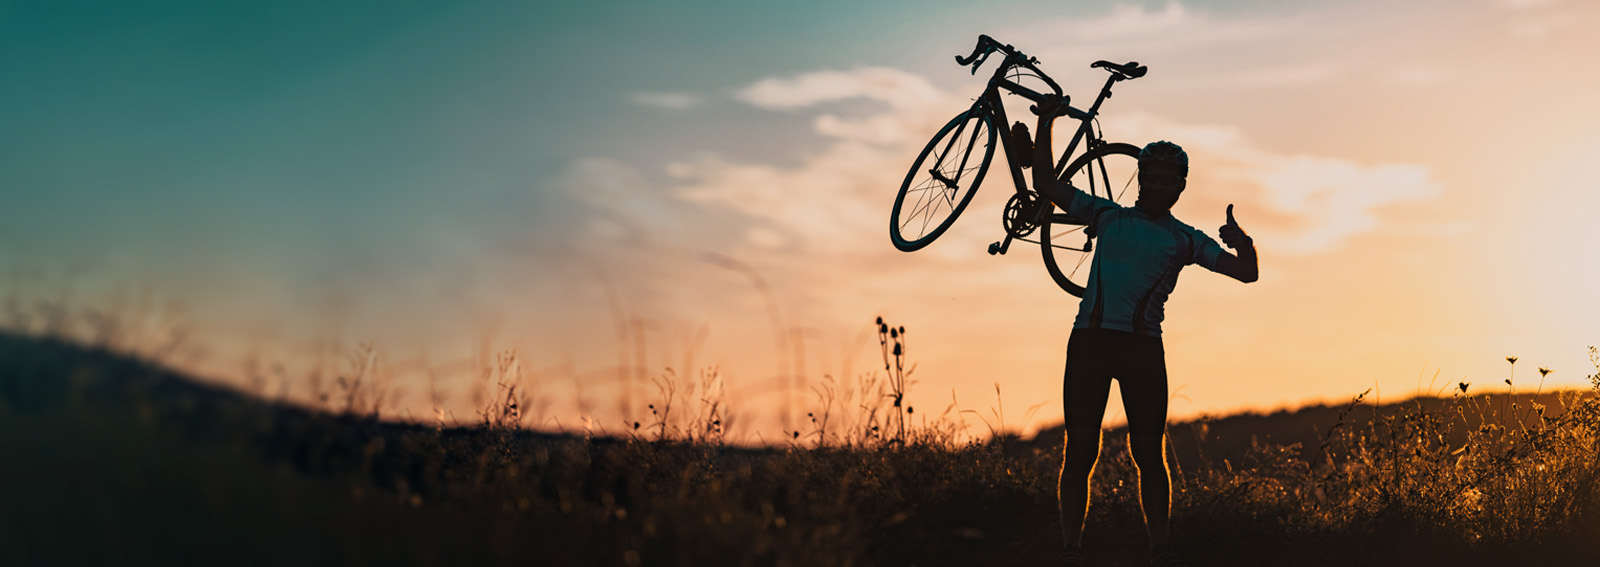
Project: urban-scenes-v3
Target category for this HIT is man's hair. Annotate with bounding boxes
[1138,140,1188,176]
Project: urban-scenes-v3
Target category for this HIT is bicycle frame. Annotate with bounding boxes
[956,46,1132,255]
[889,35,1149,294]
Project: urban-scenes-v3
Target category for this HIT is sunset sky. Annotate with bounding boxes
[3,0,1596,439]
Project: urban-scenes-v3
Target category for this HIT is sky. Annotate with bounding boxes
[2,0,1597,440]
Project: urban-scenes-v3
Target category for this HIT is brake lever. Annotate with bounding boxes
[969,50,992,74]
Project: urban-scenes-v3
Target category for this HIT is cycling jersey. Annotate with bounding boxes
[1063,188,1226,337]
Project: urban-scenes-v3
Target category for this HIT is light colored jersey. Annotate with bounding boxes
[1064,188,1226,337]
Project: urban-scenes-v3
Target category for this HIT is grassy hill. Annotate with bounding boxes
[3,332,1598,566]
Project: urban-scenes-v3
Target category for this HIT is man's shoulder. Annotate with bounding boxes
[1166,214,1200,233]
[1166,215,1214,241]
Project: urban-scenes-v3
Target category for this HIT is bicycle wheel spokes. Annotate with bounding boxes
[901,160,983,236]
[889,109,996,251]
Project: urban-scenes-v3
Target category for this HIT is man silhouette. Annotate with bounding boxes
[1030,95,1259,567]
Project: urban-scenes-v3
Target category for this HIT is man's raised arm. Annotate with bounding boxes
[1032,95,1074,210]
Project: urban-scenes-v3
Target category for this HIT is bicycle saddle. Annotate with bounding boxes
[1091,60,1148,79]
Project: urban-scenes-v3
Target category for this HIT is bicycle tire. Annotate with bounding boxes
[890,108,996,252]
[1039,142,1142,297]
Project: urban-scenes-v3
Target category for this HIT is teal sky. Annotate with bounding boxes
[4,0,1596,439]
[0,0,1334,287]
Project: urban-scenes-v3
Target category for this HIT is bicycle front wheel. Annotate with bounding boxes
[890,109,996,252]
[1039,142,1141,297]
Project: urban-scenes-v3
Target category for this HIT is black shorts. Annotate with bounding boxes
[1062,327,1169,436]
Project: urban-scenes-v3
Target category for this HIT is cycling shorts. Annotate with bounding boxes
[1062,327,1169,436]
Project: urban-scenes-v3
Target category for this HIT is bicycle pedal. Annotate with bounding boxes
[987,242,1003,255]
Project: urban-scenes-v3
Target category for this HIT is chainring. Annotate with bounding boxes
[1002,192,1043,239]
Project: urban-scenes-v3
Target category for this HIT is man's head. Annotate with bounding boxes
[1136,140,1188,214]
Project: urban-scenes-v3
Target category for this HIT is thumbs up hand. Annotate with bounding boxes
[1219,204,1253,250]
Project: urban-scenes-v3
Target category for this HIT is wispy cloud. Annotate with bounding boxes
[992,2,1349,94]
[1217,63,1342,88]
[1007,2,1300,57]
[1111,113,1443,254]
[630,91,702,110]
[558,157,685,245]
[733,67,962,148]
[1497,0,1560,9]
[735,67,950,111]
[1507,18,1574,39]
[674,64,1444,258]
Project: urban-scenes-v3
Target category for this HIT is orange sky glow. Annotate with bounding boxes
[4,1,1597,443]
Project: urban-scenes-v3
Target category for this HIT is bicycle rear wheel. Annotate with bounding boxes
[1039,142,1141,297]
[890,108,996,252]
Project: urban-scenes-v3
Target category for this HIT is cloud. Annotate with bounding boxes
[1006,2,1299,57]
[1497,0,1559,9]
[669,141,897,253]
[1217,63,1342,88]
[1046,2,1190,42]
[1112,113,1443,253]
[991,3,1348,92]
[678,66,1445,258]
[630,91,701,110]
[1383,66,1448,86]
[1506,17,1574,39]
[1253,156,1440,252]
[557,157,684,244]
[734,67,950,112]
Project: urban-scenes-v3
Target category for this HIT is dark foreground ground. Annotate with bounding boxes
[2,333,1597,566]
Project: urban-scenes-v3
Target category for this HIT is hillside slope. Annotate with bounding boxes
[4,332,1597,566]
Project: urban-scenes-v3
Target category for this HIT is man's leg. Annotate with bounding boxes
[1118,335,1173,547]
[1059,329,1115,549]
[1059,426,1102,547]
[1128,433,1171,546]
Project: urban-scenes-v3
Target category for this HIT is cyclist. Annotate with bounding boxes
[1029,94,1259,567]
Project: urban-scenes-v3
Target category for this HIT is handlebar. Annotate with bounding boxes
[955,35,1064,99]
[955,36,1148,121]
[953,34,1003,69]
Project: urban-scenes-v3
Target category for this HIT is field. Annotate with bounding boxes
[3,330,1598,566]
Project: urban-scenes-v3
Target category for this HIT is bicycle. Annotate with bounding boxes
[888,34,1149,297]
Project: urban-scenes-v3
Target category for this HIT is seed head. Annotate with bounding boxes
[1539,367,1552,377]
[890,328,898,339]
[1507,356,1518,364]
[1459,382,1469,393]
[875,316,883,325]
